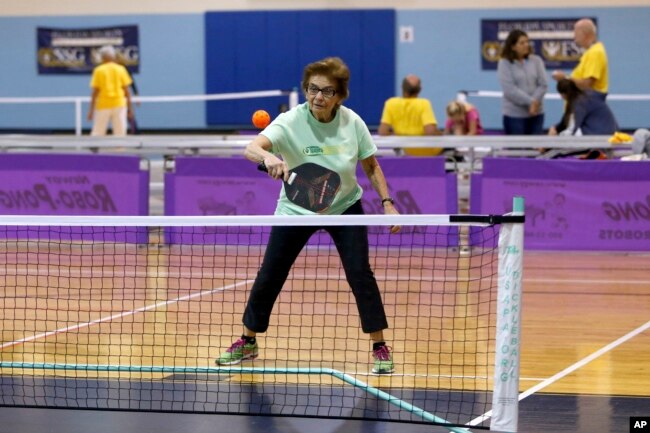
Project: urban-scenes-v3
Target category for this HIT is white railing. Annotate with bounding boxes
[0,134,625,151]
[0,89,300,136]
[459,90,650,101]
[0,134,634,216]
[0,134,632,171]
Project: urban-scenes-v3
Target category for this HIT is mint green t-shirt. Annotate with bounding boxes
[261,103,377,215]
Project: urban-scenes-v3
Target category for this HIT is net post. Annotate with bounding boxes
[490,196,524,432]
[289,87,299,108]
[74,98,82,136]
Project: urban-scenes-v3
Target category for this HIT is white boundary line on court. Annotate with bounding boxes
[468,319,650,427]
[0,279,254,350]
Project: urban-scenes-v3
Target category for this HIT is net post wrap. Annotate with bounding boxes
[490,197,525,432]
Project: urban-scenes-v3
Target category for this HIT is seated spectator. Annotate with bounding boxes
[378,74,442,156]
[444,101,484,135]
[548,79,617,136]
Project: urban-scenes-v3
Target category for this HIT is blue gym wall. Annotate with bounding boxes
[205,10,395,128]
[399,7,650,132]
[0,7,648,132]
[0,14,205,131]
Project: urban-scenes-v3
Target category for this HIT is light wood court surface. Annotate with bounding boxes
[521,251,650,397]
[1,246,649,413]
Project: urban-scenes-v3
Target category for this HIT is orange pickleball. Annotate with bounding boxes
[252,110,271,129]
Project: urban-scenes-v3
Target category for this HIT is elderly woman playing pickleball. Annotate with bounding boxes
[216,57,400,374]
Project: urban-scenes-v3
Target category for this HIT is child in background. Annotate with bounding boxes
[444,101,484,135]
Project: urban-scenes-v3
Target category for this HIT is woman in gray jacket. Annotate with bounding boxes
[497,29,548,135]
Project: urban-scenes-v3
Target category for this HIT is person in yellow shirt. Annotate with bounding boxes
[378,74,442,156]
[552,18,608,99]
[87,46,134,136]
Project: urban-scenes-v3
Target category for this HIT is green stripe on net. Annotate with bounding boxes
[0,362,471,433]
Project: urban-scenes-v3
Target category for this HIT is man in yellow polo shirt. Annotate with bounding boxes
[378,74,442,156]
[552,18,608,99]
[87,45,134,136]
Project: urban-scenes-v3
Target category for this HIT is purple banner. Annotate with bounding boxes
[471,158,650,251]
[165,156,457,245]
[0,154,149,242]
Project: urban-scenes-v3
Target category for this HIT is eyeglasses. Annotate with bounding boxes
[307,84,337,99]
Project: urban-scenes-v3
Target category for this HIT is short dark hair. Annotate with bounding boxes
[500,29,531,62]
[401,77,421,97]
[301,57,350,101]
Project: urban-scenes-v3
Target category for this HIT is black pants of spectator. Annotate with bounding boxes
[243,200,389,334]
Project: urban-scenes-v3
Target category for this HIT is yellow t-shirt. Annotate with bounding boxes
[380,97,442,156]
[90,62,133,110]
[572,41,608,94]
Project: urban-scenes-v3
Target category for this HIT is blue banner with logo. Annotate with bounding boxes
[37,26,139,74]
[481,18,597,70]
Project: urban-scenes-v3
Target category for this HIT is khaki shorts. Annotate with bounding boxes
[91,107,127,136]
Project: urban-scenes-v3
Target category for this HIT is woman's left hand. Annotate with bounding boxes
[383,203,401,234]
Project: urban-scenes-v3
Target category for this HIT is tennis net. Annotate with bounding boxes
[0,210,524,431]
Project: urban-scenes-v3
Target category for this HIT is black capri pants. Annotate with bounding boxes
[243,200,389,334]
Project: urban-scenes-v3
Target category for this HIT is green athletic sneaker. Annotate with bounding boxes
[372,345,394,374]
[216,338,259,365]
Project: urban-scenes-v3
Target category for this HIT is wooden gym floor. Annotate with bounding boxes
[0,247,648,433]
